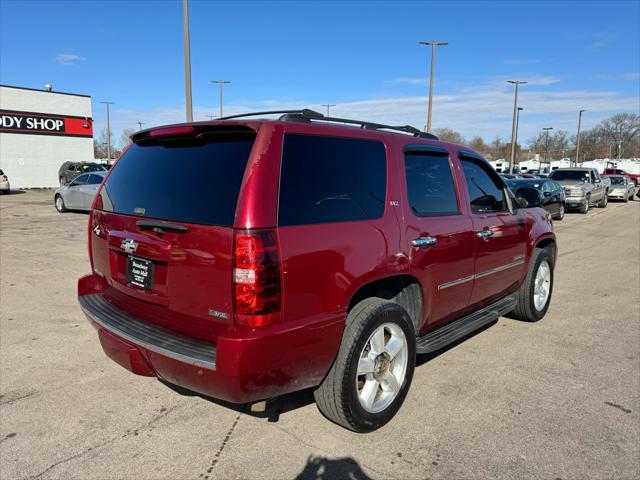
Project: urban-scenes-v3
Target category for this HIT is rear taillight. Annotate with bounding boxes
[233,229,282,327]
[2,175,7,182]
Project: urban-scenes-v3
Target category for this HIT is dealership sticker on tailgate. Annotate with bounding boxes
[126,256,154,289]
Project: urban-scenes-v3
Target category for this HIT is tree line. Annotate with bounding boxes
[433,112,640,162]
[94,113,640,163]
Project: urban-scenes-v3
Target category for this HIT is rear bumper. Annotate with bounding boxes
[0,181,9,191]
[78,274,344,404]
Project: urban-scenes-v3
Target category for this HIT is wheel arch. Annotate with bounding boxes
[346,274,423,332]
[534,236,557,265]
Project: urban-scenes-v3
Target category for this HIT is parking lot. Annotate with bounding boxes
[0,189,638,480]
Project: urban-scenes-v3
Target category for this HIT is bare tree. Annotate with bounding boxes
[433,128,465,145]
[595,113,640,158]
[119,128,136,149]
[527,130,571,160]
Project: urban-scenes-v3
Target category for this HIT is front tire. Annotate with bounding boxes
[54,195,67,213]
[509,248,554,322]
[555,203,565,220]
[580,196,590,214]
[314,298,416,432]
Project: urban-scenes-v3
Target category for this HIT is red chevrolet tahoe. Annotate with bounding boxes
[78,110,556,432]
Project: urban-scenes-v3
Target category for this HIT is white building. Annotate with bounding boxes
[0,85,94,188]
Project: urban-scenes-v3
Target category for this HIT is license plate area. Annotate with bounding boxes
[126,255,155,290]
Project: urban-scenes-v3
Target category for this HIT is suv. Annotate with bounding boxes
[78,110,556,432]
[0,169,9,194]
[58,161,107,186]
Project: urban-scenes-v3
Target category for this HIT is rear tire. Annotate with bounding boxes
[509,248,554,322]
[598,193,608,208]
[314,298,416,432]
[54,195,67,213]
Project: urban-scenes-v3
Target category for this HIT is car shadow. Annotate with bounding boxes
[416,319,497,366]
[293,455,372,480]
[1,189,26,195]
[159,379,316,423]
[161,319,500,422]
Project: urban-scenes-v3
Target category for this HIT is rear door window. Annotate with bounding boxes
[98,134,254,226]
[71,174,89,186]
[87,174,103,185]
[404,153,459,216]
[278,134,386,226]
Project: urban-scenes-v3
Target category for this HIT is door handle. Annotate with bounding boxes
[476,229,494,240]
[411,236,437,248]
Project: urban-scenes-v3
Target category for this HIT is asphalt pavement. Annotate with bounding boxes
[1,189,638,480]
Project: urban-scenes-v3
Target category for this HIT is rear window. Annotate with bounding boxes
[278,134,386,226]
[81,163,106,172]
[98,136,254,226]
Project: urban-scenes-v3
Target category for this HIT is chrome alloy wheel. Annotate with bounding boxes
[533,259,551,311]
[55,196,64,211]
[356,322,408,413]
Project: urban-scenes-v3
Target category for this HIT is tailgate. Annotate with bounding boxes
[89,126,256,343]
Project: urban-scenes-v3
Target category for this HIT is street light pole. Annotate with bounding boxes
[575,109,586,166]
[543,127,553,169]
[211,80,231,118]
[137,121,144,131]
[419,41,448,133]
[183,0,193,122]
[101,101,115,162]
[515,106,523,164]
[321,104,336,116]
[507,80,528,174]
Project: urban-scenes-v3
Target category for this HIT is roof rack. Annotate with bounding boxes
[218,109,439,140]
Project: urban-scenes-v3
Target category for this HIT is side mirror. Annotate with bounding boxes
[516,187,542,208]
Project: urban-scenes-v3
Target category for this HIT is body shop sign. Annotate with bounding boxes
[0,110,93,137]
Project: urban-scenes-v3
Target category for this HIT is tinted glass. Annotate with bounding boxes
[610,176,625,185]
[461,159,507,213]
[0,169,4,175]
[72,174,89,185]
[81,164,105,172]
[278,134,386,226]
[404,153,458,216]
[87,174,104,185]
[549,170,590,181]
[99,136,254,226]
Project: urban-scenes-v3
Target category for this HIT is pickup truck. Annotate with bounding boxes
[602,168,640,187]
[549,167,610,213]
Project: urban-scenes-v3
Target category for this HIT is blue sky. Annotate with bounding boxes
[1,0,639,146]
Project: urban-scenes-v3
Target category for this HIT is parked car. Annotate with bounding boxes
[549,167,610,213]
[500,173,516,179]
[58,161,107,186]
[605,175,635,202]
[78,110,556,432]
[506,178,565,220]
[0,169,9,194]
[54,172,106,212]
[602,168,640,186]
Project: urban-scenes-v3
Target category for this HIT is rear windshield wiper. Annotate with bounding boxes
[136,220,189,233]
